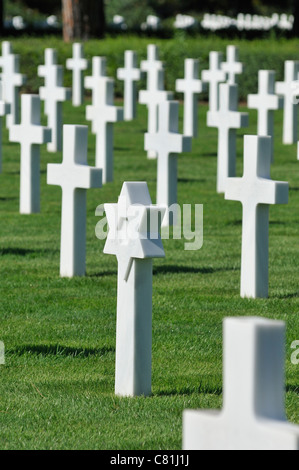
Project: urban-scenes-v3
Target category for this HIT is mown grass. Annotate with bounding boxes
[0,37,298,450]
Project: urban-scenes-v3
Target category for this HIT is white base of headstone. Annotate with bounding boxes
[157,154,178,227]
[115,258,153,397]
[60,189,87,278]
[95,123,114,184]
[20,146,41,214]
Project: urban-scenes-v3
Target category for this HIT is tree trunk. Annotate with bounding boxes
[62,0,105,42]
[0,0,4,36]
[293,0,299,37]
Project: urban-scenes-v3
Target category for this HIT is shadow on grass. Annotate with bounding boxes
[9,344,115,358]
[0,197,18,201]
[154,265,237,275]
[273,292,299,299]
[0,247,58,257]
[90,270,117,278]
[286,384,299,394]
[227,219,286,227]
[154,382,222,397]
[178,178,206,184]
[201,152,217,158]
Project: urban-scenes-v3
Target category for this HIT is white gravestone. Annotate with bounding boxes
[86,78,123,183]
[0,41,13,59]
[139,45,173,159]
[248,70,282,161]
[275,61,299,144]
[84,56,107,104]
[66,43,88,107]
[202,52,226,112]
[9,94,51,214]
[38,48,58,116]
[47,125,102,278]
[145,101,192,226]
[40,65,71,152]
[0,50,26,128]
[104,182,165,397]
[183,317,299,450]
[225,135,288,298]
[208,83,248,193]
[117,50,141,121]
[0,82,10,172]
[176,59,203,137]
[221,45,243,85]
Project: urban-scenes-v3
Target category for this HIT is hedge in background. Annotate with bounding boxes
[7,34,299,102]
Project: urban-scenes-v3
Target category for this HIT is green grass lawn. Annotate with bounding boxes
[0,93,298,449]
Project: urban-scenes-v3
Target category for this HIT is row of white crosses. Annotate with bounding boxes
[0,44,297,448]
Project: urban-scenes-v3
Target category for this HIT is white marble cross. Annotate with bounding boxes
[0,82,10,172]
[139,44,173,159]
[145,101,192,226]
[104,182,165,397]
[66,43,88,107]
[248,70,282,161]
[40,65,71,152]
[9,94,51,214]
[275,61,299,144]
[221,45,243,84]
[225,135,288,298]
[140,44,163,90]
[117,50,141,121]
[208,83,248,193]
[47,125,102,277]
[86,77,123,183]
[202,51,226,112]
[183,317,299,450]
[84,56,107,103]
[38,48,58,116]
[0,48,26,128]
[0,41,13,59]
[176,59,203,137]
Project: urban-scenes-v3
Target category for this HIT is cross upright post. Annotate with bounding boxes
[208,83,248,193]
[176,59,203,137]
[37,48,58,116]
[225,135,289,298]
[84,56,107,100]
[183,317,299,450]
[275,61,299,144]
[66,43,88,107]
[139,45,173,159]
[117,50,141,121]
[40,65,71,152]
[2,53,26,128]
[9,94,51,214]
[221,45,243,85]
[47,125,102,277]
[248,70,282,160]
[145,101,192,226]
[202,51,226,112]
[86,77,123,183]
[0,82,10,172]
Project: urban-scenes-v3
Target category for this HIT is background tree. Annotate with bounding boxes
[61,0,105,42]
[0,0,3,36]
